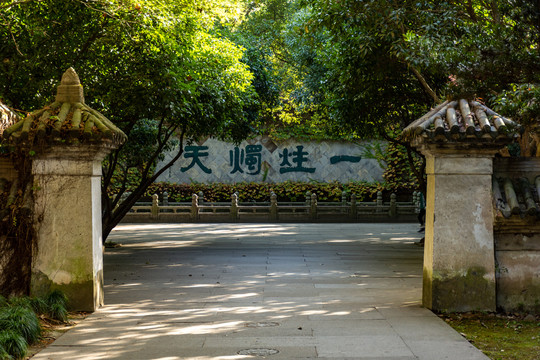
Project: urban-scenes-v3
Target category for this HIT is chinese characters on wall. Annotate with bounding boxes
[179,144,361,176]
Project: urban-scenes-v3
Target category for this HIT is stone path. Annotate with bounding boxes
[33,223,489,359]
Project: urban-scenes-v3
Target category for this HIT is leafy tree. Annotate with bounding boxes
[232,0,342,139]
[0,0,256,240]
[233,0,540,190]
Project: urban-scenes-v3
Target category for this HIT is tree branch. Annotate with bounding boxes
[73,20,107,64]
[409,65,440,103]
[0,0,34,10]
[0,12,23,56]
[102,147,121,190]
[465,0,478,22]
[140,122,178,181]
[148,125,186,183]
[102,125,187,240]
[489,0,500,24]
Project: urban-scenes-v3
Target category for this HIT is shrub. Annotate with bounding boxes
[0,330,27,360]
[141,180,407,203]
[0,291,69,359]
[0,347,11,360]
[45,290,68,322]
[0,306,41,344]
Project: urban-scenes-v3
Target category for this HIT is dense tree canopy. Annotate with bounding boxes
[233,0,539,139]
[226,0,540,190]
[0,0,255,239]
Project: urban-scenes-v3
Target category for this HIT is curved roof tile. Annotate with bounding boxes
[2,68,126,147]
[493,176,540,219]
[403,99,521,142]
[0,101,19,137]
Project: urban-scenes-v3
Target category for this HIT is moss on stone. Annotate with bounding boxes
[30,271,98,312]
[430,267,496,312]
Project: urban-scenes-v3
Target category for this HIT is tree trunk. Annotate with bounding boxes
[101,128,186,241]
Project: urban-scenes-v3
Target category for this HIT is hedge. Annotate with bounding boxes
[141,181,414,203]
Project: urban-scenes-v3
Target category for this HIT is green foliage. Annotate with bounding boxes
[0,306,40,344]
[44,290,68,322]
[0,342,11,360]
[381,143,422,190]
[230,0,342,141]
[0,291,69,359]
[493,84,540,128]
[143,180,404,203]
[231,0,540,144]
[443,313,540,360]
[0,0,258,240]
[0,330,25,360]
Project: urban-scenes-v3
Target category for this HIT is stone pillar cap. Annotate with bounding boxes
[2,68,127,148]
[55,67,85,104]
[403,99,521,145]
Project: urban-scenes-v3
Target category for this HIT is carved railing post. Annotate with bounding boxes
[191,193,199,221]
[376,191,383,213]
[270,192,278,220]
[341,191,347,213]
[412,191,419,213]
[350,194,357,219]
[305,191,311,207]
[310,193,317,220]
[151,194,159,219]
[389,193,397,217]
[231,193,239,221]
[162,191,169,206]
[198,191,204,205]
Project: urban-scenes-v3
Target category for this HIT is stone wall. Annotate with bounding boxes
[493,158,540,313]
[0,102,18,293]
[0,157,16,182]
[0,102,18,182]
[156,136,384,184]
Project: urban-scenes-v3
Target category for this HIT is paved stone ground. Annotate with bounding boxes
[33,223,489,360]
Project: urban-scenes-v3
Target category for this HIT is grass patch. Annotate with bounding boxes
[0,291,68,359]
[442,312,540,360]
[0,306,41,344]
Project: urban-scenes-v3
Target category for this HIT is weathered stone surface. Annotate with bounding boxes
[156,137,384,184]
[495,234,540,313]
[492,158,540,313]
[422,155,497,312]
[405,100,540,314]
[0,157,16,182]
[31,145,108,311]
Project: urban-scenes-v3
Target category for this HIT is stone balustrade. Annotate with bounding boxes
[121,191,419,223]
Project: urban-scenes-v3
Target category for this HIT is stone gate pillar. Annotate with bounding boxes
[404,99,520,312]
[2,68,126,311]
[31,145,112,311]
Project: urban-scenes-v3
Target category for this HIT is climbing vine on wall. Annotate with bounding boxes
[0,152,37,297]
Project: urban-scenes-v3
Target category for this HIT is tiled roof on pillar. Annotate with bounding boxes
[1,68,127,147]
[403,99,521,142]
[0,101,18,137]
[493,176,540,219]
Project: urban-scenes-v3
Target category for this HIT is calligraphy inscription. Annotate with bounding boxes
[180,143,361,175]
